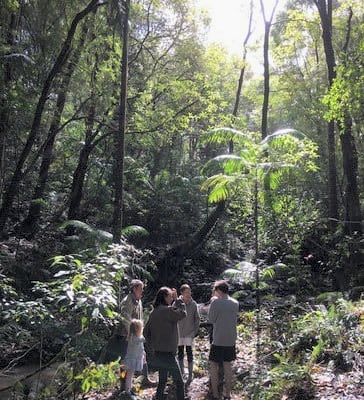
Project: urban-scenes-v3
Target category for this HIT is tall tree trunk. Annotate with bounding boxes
[338,114,362,235]
[338,8,362,235]
[0,11,17,205]
[67,55,100,224]
[112,0,130,243]
[314,0,339,229]
[21,21,90,237]
[0,0,103,236]
[68,145,93,223]
[259,0,279,140]
[230,0,253,154]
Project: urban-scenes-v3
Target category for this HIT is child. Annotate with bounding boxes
[123,319,146,396]
[177,284,200,385]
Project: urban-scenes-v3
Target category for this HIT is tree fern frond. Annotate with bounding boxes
[260,128,306,145]
[60,220,95,234]
[200,127,250,145]
[121,225,149,239]
[60,220,113,241]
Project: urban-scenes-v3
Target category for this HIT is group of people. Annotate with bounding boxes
[116,279,239,400]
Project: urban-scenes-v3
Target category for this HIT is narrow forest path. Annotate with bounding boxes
[82,323,364,400]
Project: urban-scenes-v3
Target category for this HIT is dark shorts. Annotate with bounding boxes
[209,344,236,363]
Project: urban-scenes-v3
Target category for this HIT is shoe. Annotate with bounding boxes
[140,377,158,388]
[121,391,137,399]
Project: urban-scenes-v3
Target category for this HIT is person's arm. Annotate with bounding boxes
[208,299,218,324]
[120,296,134,332]
[193,302,200,334]
[169,298,187,321]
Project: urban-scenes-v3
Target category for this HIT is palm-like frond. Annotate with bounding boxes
[121,225,149,239]
[201,174,241,203]
[200,127,251,145]
[202,154,244,175]
[60,220,113,241]
[260,128,306,145]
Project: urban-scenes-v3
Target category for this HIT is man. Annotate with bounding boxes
[208,280,239,400]
[119,279,157,387]
[101,279,155,387]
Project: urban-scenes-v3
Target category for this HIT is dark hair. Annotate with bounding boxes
[213,280,229,294]
[180,284,190,293]
[153,286,171,307]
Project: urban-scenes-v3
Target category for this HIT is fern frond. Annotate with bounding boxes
[121,225,149,239]
[260,128,306,145]
[200,127,250,145]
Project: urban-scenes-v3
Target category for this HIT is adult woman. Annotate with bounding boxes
[144,286,189,400]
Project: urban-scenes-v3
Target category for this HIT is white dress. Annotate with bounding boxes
[123,335,145,371]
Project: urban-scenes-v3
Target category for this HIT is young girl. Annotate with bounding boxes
[123,319,146,395]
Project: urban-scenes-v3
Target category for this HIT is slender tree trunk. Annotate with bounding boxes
[0,11,18,204]
[259,0,279,140]
[68,145,93,222]
[230,0,253,154]
[0,0,103,236]
[21,21,89,236]
[314,0,339,229]
[112,0,130,243]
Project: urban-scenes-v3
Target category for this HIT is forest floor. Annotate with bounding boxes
[82,328,364,400]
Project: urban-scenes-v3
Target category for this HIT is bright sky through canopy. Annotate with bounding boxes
[195,0,286,57]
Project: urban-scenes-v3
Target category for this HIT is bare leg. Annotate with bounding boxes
[209,361,219,398]
[223,361,233,398]
[125,370,134,392]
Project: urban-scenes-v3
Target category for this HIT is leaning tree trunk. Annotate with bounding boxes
[0,0,104,236]
[21,20,90,237]
[156,201,226,284]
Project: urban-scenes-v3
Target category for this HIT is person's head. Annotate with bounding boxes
[154,286,173,307]
[128,318,143,338]
[130,279,144,300]
[212,280,229,297]
[180,284,192,302]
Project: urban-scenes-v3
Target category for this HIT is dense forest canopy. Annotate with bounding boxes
[0,0,363,398]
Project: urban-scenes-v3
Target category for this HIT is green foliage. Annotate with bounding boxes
[288,299,363,367]
[75,360,119,394]
[254,299,363,399]
[200,127,318,212]
[263,354,313,400]
[33,242,153,330]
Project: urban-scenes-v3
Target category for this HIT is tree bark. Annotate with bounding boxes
[259,0,279,140]
[112,0,130,243]
[0,0,103,236]
[0,11,18,205]
[338,114,362,235]
[157,201,226,284]
[337,8,362,235]
[21,21,90,236]
[314,0,339,229]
